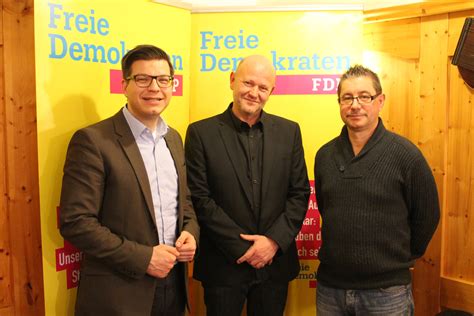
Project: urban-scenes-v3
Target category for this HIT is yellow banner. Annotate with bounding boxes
[36,2,362,314]
[35,1,191,314]
[190,11,363,315]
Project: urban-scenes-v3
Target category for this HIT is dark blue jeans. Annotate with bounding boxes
[316,282,414,316]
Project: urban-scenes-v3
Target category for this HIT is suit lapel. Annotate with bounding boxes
[218,113,253,205]
[113,111,156,223]
[261,115,276,202]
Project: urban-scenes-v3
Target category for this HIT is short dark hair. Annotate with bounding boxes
[337,64,382,97]
[121,44,174,79]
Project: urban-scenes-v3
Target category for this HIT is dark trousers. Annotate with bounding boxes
[203,279,289,316]
[151,265,185,316]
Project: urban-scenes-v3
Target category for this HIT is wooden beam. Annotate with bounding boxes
[441,277,474,313]
[1,0,44,314]
[364,2,474,23]
[0,0,13,311]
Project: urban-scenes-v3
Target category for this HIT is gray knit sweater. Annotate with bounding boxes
[314,119,439,289]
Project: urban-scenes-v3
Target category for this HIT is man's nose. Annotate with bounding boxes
[248,85,259,97]
[350,98,362,109]
[148,78,161,91]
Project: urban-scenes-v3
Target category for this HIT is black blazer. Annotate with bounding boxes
[185,107,310,285]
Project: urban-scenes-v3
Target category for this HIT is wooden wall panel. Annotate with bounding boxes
[417,14,448,180]
[378,55,420,142]
[0,0,45,315]
[407,14,448,316]
[364,11,449,316]
[363,18,420,59]
[0,2,13,311]
[445,63,474,282]
[365,5,474,314]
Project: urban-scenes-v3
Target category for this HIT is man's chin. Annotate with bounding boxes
[243,104,262,113]
[243,109,261,117]
[153,102,169,110]
[242,99,261,107]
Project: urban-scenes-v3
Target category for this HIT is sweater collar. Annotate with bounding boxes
[339,117,387,161]
[333,118,392,179]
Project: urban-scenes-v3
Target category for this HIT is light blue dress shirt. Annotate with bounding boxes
[123,107,178,246]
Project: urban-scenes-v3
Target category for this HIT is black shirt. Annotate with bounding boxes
[228,105,264,219]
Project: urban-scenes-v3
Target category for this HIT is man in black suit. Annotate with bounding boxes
[185,55,310,316]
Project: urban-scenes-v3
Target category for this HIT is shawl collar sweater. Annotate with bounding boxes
[314,119,439,289]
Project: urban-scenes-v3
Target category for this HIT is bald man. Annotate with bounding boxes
[185,55,310,316]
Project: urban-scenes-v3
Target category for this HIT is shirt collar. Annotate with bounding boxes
[122,105,169,140]
[227,102,265,132]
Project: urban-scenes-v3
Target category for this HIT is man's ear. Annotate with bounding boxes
[230,72,235,90]
[121,79,128,95]
[378,93,386,112]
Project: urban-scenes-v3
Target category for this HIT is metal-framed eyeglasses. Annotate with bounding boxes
[338,93,381,106]
[127,74,174,88]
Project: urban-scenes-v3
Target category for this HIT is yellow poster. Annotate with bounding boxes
[36,2,362,314]
[35,1,191,314]
[190,11,363,315]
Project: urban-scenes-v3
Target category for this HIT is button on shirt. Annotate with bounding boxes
[123,107,178,246]
[229,107,263,217]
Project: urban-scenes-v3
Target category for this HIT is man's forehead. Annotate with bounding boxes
[131,59,170,72]
[341,76,374,91]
